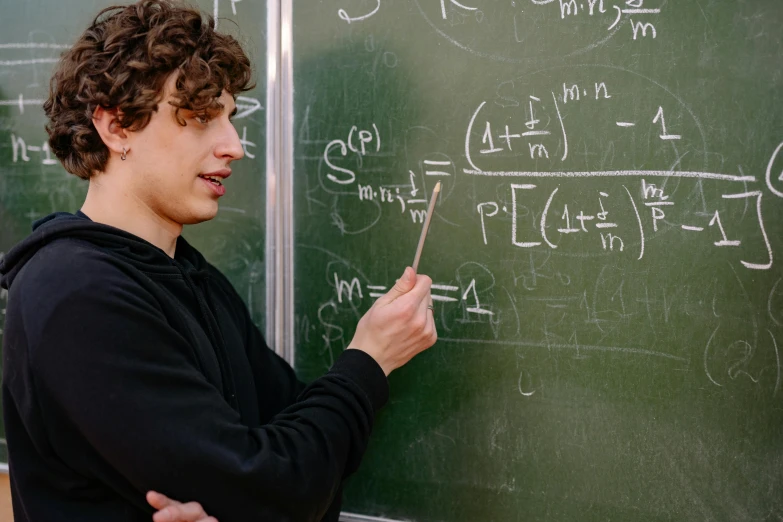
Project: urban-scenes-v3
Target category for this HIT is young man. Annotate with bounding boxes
[0,1,437,521]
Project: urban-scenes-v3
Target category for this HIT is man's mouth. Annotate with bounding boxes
[198,174,223,186]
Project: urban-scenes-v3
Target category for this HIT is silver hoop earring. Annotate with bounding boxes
[121,148,127,161]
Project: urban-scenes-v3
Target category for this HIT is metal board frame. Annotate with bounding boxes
[266,0,295,365]
[268,1,402,520]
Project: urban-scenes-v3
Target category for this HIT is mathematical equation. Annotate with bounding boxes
[445,0,662,38]
[408,0,669,63]
[477,179,773,270]
[316,67,782,272]
[338,0,664,41]
[466,80,681,170]
[10,134,57,165]
[322,122,449,225]
[301,252,782,399]
[333,271,493,315]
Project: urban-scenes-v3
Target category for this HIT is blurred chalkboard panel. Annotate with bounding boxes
[293,2,783,521]
[0,0,267,467]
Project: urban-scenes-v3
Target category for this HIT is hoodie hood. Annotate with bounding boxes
[0,211,208,290]
[0,210,237,408]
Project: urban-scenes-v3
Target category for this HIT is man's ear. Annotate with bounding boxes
[92,106,129,156]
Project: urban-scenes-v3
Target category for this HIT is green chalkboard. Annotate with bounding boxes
[293,1,783,520]
[0,0,267,467]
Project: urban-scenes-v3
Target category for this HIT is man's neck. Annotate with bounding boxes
[81,175,181,258]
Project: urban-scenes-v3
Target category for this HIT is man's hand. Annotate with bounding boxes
[348,266,437,375]
[147,491,217,522]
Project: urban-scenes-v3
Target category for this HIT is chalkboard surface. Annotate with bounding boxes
[0,0,267,467]
[292,1,783,520]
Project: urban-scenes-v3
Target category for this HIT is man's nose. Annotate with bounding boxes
[215,120,245,161]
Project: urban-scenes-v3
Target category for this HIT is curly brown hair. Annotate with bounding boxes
[44,0,254,180]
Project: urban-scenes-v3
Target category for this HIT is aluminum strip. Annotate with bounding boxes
[265,0,282,355]
[279,0,295,365]
[340,513,410,522]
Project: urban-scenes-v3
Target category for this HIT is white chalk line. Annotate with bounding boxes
[462,169,756,183]
[0,58,59,66]
[0,99,45,105]
[0,95,45,114]
[433,295,459,302]
[439,337,686,362]
[0,43,70,49]
[340,513,406,522]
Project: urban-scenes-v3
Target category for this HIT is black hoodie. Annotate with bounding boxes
[0,211,388,522]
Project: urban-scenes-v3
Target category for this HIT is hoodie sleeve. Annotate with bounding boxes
[26,261,389,522]
[208,266,308,413]
[209,266,347,521]
[238,323,348,522]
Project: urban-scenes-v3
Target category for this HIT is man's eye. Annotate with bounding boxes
[195,114,211,124]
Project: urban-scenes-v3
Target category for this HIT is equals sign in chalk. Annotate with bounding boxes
[367,285,387,299]
[431,284,459,302]
[423,160,453,176]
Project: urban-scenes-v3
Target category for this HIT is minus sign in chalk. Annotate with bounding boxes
[431,295,458,302]
[412,182,441,273]
[423,160,451,165]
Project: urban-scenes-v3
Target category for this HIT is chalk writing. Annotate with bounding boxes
[467,82,686,171]
[476,178,772,270]
[333,273,491,315]
[10,134,57,165]
[0,94,45,114]
[339,0,381,23]
[415,0,666,63]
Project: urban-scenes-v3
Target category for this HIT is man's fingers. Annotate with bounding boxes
[403,273,433,305]
[152,501,210,522]
[414,290,433,329]
[376,267,416,306]
[148,492,214,522]
[426,301,438,344]
[147,491,175,510]
[390,273,433,321]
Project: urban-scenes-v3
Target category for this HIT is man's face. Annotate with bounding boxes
[124,74,244,227]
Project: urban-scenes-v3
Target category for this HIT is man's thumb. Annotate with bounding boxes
[378,267,416,304]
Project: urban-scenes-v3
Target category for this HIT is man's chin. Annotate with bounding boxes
[181,203,220,225]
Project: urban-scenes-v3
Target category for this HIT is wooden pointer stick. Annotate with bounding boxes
[412,182,441,273]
